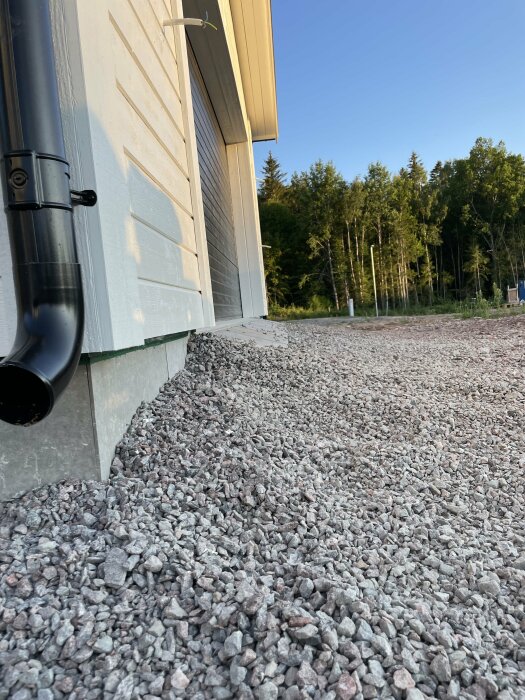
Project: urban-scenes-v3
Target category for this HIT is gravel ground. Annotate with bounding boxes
[1,316,525,700]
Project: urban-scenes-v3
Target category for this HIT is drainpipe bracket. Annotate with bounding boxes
[70,189,97,207]
[4,150,72,211]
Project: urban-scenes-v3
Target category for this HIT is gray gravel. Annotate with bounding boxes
[1,315,525,699]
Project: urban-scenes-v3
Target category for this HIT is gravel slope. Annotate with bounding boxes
[1,316,524,700]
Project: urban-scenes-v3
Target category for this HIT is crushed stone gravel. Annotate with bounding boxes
[1,315,525,699]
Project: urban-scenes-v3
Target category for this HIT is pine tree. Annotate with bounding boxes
[464,243,490,296]
[296,161,347,309]
[364,163,393,311]
[258,152,286,203]
[343,179,369,304]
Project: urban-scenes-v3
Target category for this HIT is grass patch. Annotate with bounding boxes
[268,305,350,321]
[459,302,525,319]
[268,299,525,322]
[269,300,464,321]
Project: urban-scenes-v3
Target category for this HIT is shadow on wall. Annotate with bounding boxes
[80,107,208,347]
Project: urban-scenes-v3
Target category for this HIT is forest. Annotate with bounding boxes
[258,137,525,314]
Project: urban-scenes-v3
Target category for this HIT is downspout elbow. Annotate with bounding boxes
[0,0,91,426]
[0,259,83,426]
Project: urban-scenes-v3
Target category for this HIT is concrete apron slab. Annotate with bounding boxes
[203,318,288,348]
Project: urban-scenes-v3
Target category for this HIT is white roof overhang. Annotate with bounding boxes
[229,0,278,142]
[182,0,278,144]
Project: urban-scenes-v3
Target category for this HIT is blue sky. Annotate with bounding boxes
[254,0,525,183]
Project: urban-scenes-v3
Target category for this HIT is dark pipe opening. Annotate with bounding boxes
[0,0,87,426]
[0,365,53,426]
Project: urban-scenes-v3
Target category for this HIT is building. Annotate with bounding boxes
[0,0,278,499]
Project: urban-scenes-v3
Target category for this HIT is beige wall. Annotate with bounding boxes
[0,0,268,360]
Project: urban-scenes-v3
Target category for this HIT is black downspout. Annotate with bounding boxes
[0,0,95,426]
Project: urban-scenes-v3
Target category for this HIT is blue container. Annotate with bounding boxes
[519,280,525,302]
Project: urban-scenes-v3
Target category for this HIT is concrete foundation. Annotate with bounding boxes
[0,334,188,500]
[203,318,288,348]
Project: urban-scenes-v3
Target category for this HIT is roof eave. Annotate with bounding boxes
[229,0,278,143]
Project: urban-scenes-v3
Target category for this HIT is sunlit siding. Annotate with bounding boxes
[108,0,204,339]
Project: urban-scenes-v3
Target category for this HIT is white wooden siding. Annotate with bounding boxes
[0,0,210,354]
[138,282,203,339]
[73,0,208,347]
[111,28,186,163]
[128,166,197,253]
[107,0,204,338]
[227,128,268,319]
[0,0,270,358]
[119,96,193,213]
[135,219,200,290]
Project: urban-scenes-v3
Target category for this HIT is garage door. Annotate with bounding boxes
[188,47,242,321]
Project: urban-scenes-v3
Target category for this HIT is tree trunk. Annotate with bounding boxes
[377,218,388,311]
[360,224,367,302]
[449,244,457,298]
[346,222,358,300]
[389,259,396,308]
[434,248,439,299]
[425,244,434,304]
[457,240,462,291]
[501,233,518,287]
[327,238,339,310]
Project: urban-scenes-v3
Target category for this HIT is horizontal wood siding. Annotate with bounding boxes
[138,281,203,337]
[112,28,187,168]
[109,0,204,338]
[135,219,200,290]
[189,46,242,320]
[128,165,196,253]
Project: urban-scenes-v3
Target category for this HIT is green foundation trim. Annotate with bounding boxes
[79,331,191,365]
